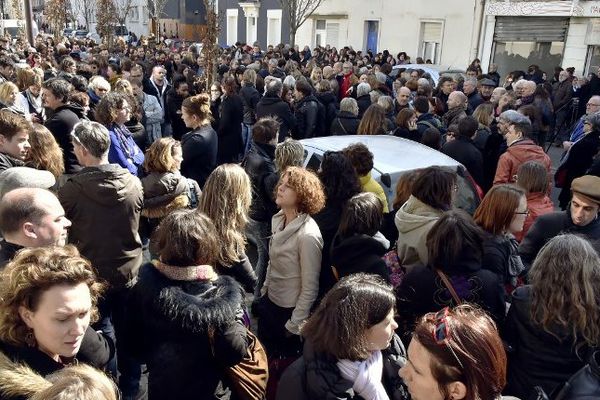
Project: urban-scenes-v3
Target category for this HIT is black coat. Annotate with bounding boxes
[441,136,484,188]
[503,286,595,399]
[313,204,343,298]
[551,351,600,400]
[180,124,218,188]
[356,94,372,118]
[330,111,360,135]
[256,94,296,142]
[239,83,261,125]
[0,327,113,400]
[315,91,338,136]
[396,259,505,338]
[466,91,484,113]
[0,240,22,270]
[519,210,600,268]
[216,255,257,294]
[276,336,409,400]
[330,233,390,282]
[165,90,186,140]
[557,131,600,208]
[218,94,244,164]
[481,232,512,285]
[125,264,248,400]
[242,141,278,222]
[44,104,82,174]
[294,94,319,139]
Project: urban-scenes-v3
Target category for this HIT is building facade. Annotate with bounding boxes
[294,0,482,68]
[480,0,600,80]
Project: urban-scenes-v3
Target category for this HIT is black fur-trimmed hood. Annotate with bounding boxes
[132,263,244,335]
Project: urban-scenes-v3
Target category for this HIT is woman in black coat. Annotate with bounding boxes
[330,193,390,283]
[396,210,505,339]
[126,210,248,400]
[0,246,113,400]
[556,113,600,209]
[218,77,244,164]
[313,151,361,297]
[503,234,600,399]
[180,93,218,188]
[330,97,360,135]
[277,274,409,400]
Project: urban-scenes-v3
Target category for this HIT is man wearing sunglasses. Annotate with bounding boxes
[520,175,600,267]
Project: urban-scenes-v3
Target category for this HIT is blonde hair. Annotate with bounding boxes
[27,124,65,178]
[275,138,304,172]
[0,81,19,105]
[16,67,42,91]
[198,164,252,266]
[113,78,133,96]
[143,137,180,173]
[0,246,104,347]
[30,364,118,400]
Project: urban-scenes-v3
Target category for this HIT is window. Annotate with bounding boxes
[267,9,282,46]
[128,6,139,22]
[419,21,443,64]
[492,17,567,79]
[315,19,326,47]
[142,6,148,24]
[226,9,238,45]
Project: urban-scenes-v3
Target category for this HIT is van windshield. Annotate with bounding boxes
[114,26,128,35]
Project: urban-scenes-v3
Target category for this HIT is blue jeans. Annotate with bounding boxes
[242,123,253,157]
[246,218,271,297]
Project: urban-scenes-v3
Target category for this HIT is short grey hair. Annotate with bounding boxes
[587,112,600,132]
[71,120,110,159]
[464,78,477,87]
[357,82,371,97]
[283,74,296,89]
[265,77,283,96]
[340,97,359,116]
[377,96,394,114]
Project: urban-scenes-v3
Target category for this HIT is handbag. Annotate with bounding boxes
[436,269,462,305]
[210,327,269,400]
[382,247,405,289]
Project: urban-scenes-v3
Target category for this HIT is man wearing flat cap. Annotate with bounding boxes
[520,175,600,267]
[479,78,496,102]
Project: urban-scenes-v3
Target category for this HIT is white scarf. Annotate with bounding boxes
[337,350,389,400]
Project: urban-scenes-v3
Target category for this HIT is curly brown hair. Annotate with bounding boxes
[0,245,104,347]
[94,91,129,126]
[277,166,326,215]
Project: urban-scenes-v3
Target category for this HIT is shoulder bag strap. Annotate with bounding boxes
[436,269,462,305]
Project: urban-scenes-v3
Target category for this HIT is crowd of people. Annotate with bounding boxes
[0,32,599,400]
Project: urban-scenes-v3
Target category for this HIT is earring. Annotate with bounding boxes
[25,329,36,347]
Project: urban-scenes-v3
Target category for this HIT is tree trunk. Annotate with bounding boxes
[289,28,295,48]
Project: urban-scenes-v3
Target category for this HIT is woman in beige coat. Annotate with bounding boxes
[257,166,326,358]
[395,167,456,265]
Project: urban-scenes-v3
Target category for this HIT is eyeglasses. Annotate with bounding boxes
[432,308,464,369]
[586,103,600,107]
[515,209,530,216]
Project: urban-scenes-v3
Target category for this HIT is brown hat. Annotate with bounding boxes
[571,175,600,205]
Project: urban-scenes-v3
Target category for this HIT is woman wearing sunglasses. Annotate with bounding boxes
[277,274,409,400]
[399,305,507,400]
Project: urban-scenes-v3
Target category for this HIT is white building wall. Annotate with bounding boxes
[295,0,477,68]
[562,18,588,76]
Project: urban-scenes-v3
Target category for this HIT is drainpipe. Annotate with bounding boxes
[471,0,486,62]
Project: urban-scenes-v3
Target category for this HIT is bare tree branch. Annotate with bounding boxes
[279,0,323,46]
[71,0,96,30]
[147,0,169,36]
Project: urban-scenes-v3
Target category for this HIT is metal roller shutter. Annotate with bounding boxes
[494,17,569,42]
